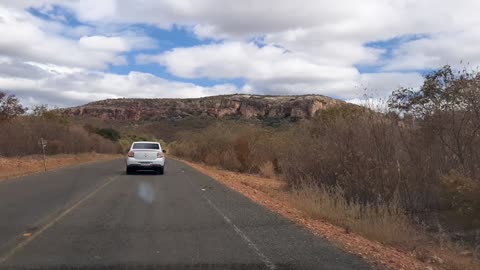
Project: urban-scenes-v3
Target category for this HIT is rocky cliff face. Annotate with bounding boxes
[62,94,344,121]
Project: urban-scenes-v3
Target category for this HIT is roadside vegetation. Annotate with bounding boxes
[0,94,172,178]
[171,66,480,269]
[0,95,125,178]
[0,99,122,157]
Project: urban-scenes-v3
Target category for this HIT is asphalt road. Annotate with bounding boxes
[0,159,374,270]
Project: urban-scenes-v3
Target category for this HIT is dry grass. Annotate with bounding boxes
[259,161,275,178]
[0,153,121,180]
[291,185,420,246]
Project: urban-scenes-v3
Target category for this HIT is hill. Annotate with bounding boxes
[61,94,344,122]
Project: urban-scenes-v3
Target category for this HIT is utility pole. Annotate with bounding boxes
[38,138,47,171]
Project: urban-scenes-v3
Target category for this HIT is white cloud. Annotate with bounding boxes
[0,60,238,107]
[357,72,424,95]
[139,42,359,81]
[79,36,129,52]
[41,0,479,42]
[347,72,425,111]
[66,0,117,22]
[137,42,424,99]
[383,29,480,71]
[2,0,480,106]
[0,4,154,69]
[264,28,385,66]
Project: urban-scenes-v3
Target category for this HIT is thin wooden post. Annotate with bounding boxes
[39,138,47,171]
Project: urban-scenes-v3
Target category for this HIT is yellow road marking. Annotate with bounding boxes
[0,176,117,264]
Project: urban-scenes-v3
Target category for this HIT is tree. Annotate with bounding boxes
[388,66,480,177]
[31,104,49,117]
[0,91,26,122]
[388,65,476,117]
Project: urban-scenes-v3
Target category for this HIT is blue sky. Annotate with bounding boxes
[32,5,244,89]
[357,34,429,73]
[0,0,478,107]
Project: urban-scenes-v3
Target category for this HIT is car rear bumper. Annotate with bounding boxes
[126,164,164,170]
[126,157,165,168]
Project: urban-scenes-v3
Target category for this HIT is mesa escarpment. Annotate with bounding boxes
[62,94,344,121]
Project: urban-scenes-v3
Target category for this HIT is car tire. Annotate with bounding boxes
[157,166,164,175]
[126,167,133,175]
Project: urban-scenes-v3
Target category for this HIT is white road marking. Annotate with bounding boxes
[0,176,118,264]
[182,167,276,270]
[204,196,277,270]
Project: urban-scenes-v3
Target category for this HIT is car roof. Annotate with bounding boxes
[132,141,160,144]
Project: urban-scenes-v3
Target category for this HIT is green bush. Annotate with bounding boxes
[95,128,121,141]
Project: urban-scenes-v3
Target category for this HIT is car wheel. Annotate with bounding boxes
[157,166,164,175]
[126,167,133,175]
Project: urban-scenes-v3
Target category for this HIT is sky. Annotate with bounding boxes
[0,0,479,108]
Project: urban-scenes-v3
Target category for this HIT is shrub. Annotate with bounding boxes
[280,105,414,207]
[440,170,480,229]
[171,122,282,172]
[95,128,121,141]
[0,116,121,156]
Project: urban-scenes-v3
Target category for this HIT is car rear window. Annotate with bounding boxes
[132,143,160,149]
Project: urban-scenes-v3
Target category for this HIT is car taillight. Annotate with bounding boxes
[157,152,164,158]
[127,151,134,157]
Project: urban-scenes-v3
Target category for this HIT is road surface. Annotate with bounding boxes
[0,159,374,270]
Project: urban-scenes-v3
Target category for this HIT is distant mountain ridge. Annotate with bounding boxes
[62,94,345,121]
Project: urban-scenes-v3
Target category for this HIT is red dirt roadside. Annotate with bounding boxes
[0,153,121,181]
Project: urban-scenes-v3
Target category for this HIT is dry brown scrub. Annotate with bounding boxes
[171,66,480,270]
[0,94,123,178]
[0,115,122,157]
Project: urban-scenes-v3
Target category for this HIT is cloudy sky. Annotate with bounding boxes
[0,0,478,107]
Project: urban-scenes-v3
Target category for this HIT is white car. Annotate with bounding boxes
[126,141,166,175]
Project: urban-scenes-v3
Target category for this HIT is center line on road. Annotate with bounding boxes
[0,176,118,264]
[182,169,276,270]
